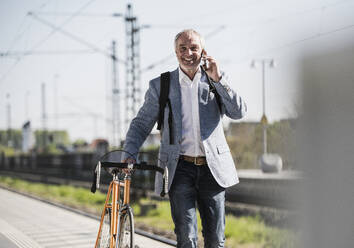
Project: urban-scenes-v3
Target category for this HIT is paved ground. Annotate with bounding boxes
[0,188,175,248]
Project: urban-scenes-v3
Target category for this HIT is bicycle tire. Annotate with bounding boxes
[97,208,111,248]
[118,207,134,248]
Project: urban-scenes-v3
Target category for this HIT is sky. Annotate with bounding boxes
[1,0,354,143]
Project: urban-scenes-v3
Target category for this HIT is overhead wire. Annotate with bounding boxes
[224,22,354,67]
[7,0,52,52]
[0,49,99,57]
[142,24,226,29]
[27,0,97,54]
[0,0,97,84]
[0,0,50,83]
[3,15,30,57]
[224,0,353,48]
[268,23,354,52]
[33,11,122,18]
[246,0,352,29]
[28,12,116,59]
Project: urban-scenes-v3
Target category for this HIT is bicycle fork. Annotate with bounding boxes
[115,174,132,248]
[110,175,120,248]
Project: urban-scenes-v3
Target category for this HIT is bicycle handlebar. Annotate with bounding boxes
[91,161,169,198]
[101,161,164,174]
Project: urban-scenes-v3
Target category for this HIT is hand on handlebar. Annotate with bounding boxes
[122,157,136,174]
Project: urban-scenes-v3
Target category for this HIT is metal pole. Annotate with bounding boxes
[111,40,119,147]
[262,61,267,154]
[125,4,132,132]
[125,3,141,135]
[262,62,266,117]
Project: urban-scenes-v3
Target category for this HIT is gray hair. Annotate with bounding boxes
[174,29,205,51]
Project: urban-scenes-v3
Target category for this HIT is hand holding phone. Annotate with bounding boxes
[200,50,222,82]
[201,50,209,70]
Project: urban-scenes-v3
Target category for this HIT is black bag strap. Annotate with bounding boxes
[157,72,170,130]
[167,100,174,145]
[157,72,174,145]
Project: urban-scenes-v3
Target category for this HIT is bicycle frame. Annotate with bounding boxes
[94,171,132,248]
[91,153,168,248]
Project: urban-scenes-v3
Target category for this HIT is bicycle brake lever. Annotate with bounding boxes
[96,161,101,189]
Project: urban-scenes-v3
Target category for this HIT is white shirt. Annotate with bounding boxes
[178,67,205,157]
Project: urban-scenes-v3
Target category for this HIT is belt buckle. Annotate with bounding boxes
[194,157,203,166]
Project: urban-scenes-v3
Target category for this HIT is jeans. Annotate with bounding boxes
[169,159,226,248]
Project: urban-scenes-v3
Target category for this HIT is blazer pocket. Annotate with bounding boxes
[217,144,230,154]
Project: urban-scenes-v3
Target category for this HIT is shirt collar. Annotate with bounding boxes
[178,66,201,84]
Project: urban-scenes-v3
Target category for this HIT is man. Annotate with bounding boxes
[123,29,246,248]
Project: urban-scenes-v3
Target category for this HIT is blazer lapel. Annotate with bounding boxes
[169,68,182,140]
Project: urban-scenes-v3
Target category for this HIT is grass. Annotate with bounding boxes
[0,176,298,248]
[0,176,106,214]
[132,198,297,248]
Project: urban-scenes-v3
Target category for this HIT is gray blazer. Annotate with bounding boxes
[123,68,247,195]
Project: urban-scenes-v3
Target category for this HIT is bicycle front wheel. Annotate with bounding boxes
[97,208,111,248]
[118,207,134,248]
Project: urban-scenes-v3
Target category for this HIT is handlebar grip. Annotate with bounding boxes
[91,161,101,193]
[90,172,97,193]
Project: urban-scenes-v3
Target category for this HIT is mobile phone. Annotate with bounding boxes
[201,50,209,70]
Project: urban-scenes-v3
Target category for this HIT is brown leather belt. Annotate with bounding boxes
[180,155,207,166]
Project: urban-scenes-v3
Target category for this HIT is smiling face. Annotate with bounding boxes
[175,32,203,76]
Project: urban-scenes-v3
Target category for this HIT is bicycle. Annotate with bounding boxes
[90,150,169,248]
